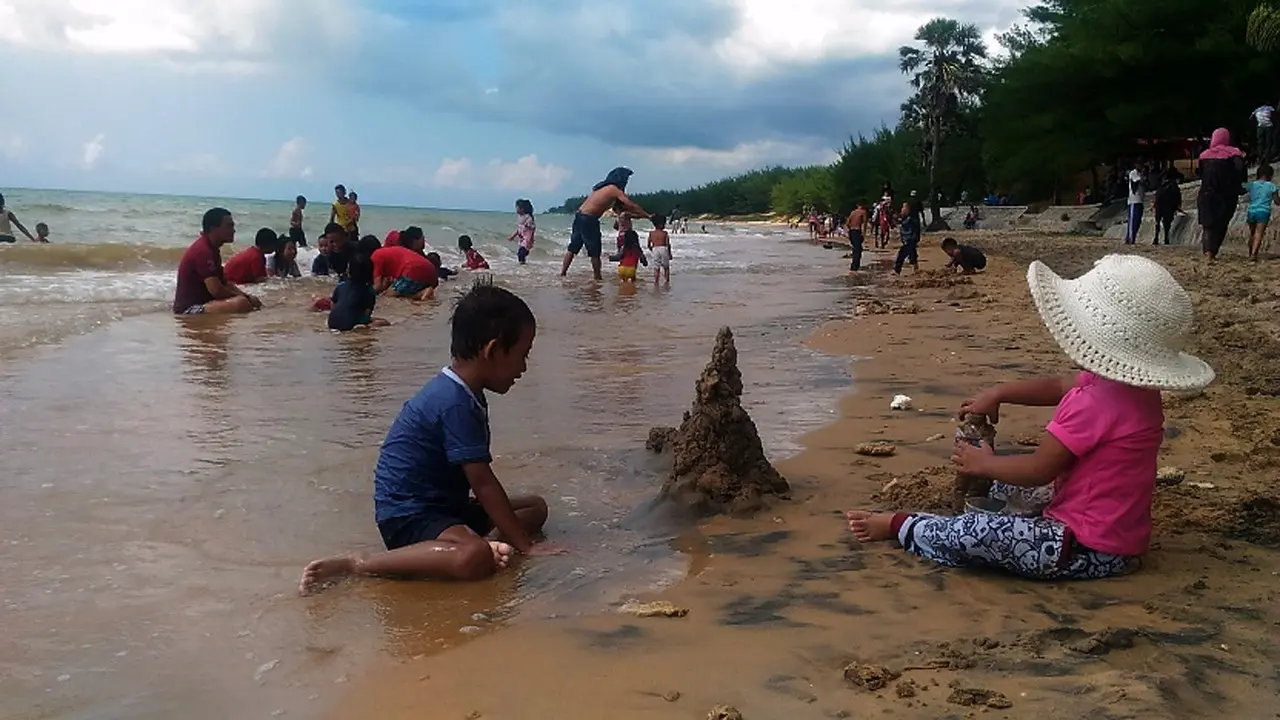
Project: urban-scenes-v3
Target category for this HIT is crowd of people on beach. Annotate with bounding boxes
[169,168,680,333]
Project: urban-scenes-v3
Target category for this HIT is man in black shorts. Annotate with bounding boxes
[561,167,651,280]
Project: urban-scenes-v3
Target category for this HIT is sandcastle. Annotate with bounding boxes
[647,327,790,516]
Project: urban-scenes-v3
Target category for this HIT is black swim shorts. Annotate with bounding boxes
[0,235,15,244]
[377,501,494,550]
[567,211,603,258]
[289,226,307,247]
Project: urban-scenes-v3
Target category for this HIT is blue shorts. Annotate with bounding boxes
[1248,209,1272,225]
[566,212,603,258]
[517,245,530,263]
[180,304,206,315]
[377,501,494,550]
[391,277,430,296]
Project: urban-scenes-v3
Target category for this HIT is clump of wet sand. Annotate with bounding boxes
[648,327,790,516]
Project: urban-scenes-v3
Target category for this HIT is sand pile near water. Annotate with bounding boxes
[647,327,789,516]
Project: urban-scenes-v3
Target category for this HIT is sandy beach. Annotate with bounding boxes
[330,234,1280,719]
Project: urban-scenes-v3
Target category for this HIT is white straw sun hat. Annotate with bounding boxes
[1026,254,1214,391]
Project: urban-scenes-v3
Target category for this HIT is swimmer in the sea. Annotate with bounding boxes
[561,167,650,281]
[300,281,563,593]
[0,193,37,243]
[35,222,51,244]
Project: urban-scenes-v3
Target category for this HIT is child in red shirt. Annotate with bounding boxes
[224,228,279,285]
[459,235,490,270]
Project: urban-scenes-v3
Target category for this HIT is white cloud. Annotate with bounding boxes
[431,155,572,193]
[716,0,1025,74]
[82,132,105,168]
[264,136,311,178]
[630,140,837,170]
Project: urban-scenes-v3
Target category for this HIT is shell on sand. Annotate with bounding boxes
[707,705,744,720]
[856,442,897,457]
[619,601,689,618]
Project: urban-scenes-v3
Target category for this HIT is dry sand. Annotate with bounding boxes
[330,232,1280,719]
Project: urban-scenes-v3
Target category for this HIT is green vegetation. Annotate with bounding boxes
[550,0,1280,221]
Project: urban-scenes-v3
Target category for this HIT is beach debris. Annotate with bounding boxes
[856,299,920,316]
[842,662,900,691]
[254,660,279,683]
[620,600,688,618]
[895,679,920,699]
[707,705,743,720]
[855,442,897,457]
[953,414,996,511]
[662,691,681,702]
[1187,481,1217,490]
[650,327,790,516]
[925,433,946,442]
[1014,434,1041,446]
[947,687,1013,709]
[1064,627,1137,655]
[1156,466,1186,487]
[459,625,483,635]
[890,395,914,411]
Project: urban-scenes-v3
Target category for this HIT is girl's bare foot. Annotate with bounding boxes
[489,541,513,570]
[845,510,897,542]
[299,552,367,595]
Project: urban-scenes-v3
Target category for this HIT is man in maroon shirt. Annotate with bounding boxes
[173,207,262,315]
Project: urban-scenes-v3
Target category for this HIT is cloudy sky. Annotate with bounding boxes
[0,0,1024,210]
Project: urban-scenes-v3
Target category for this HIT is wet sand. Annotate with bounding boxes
[331,235,1280,719]
[0,230,859,719]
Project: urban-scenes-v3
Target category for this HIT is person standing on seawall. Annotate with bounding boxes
[1197,128,1247,263]
[1125,161,1147,245]
[1255,102,1276,163]
[560,167,650,281]
[173,208,261,315]
[0,192,37,243]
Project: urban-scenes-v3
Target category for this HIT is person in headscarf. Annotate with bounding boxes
[561,167,651,280]
[1197,128,1247,261]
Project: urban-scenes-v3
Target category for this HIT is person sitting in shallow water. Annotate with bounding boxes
[300,281,564,593]
[847,255,1214,581]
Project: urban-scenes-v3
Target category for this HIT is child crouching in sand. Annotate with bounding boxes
[847,255,1214,580]
[301,281,563,593]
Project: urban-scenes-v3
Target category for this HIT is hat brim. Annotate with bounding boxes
[1026,261,1215,391]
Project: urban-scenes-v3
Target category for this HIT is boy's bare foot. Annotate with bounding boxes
[846,510,896,542]
[299,552,366,595]
[490,541,513,570]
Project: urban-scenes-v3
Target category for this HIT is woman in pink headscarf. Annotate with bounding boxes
[1197,128,1247,261]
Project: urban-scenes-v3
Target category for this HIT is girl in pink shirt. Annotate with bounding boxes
[847,255,1215,580]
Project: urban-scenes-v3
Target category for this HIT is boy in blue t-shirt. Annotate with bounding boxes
[301,281,560,593]
[1246,164,1279,262]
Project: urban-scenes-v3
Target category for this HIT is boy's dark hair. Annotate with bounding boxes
[516,198,534,215]
[941,237,959,250]
[1260,164,1275,180]
[426,251,443,267]
[324,222,345,236]
[458,234,473,250]
[652,214,667,229]
[401,226,425,246]
[347,253,375,286]
[335,184,346,192]
[254,227,280,251]
[451,279,536,360]
[357,234,382,258]
[295,195,306,205]
[36,222,48,231]
[203,207,232,233]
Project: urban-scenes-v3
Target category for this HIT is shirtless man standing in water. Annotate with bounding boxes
[561,167,651,281]
[846,201,869,272]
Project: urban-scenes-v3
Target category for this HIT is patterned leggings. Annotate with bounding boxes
[896,483,1135,580]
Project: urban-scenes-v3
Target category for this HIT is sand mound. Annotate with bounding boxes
[648,327,790,516]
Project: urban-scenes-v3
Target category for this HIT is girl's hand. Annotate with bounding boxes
[958,388,1002,422]
[952,440,995,475]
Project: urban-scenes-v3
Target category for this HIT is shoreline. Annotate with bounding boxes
[330,235,1280,718]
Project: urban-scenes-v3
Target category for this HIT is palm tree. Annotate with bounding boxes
[1249,2,1280,49]
[899,18,988,229]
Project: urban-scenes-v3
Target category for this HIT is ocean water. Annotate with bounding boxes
[0,188,863,719]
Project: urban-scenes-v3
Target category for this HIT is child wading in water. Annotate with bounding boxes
[1246,164,1279,261]
[847,255,1214,580]
[301,281,562,593]
[612,229,647,282]
[459,235,490,270]
[508,199,536,264]
[327,253,388,332]
[647,214,672,285]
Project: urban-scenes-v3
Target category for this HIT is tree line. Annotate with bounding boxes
[549,0,1280,223]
